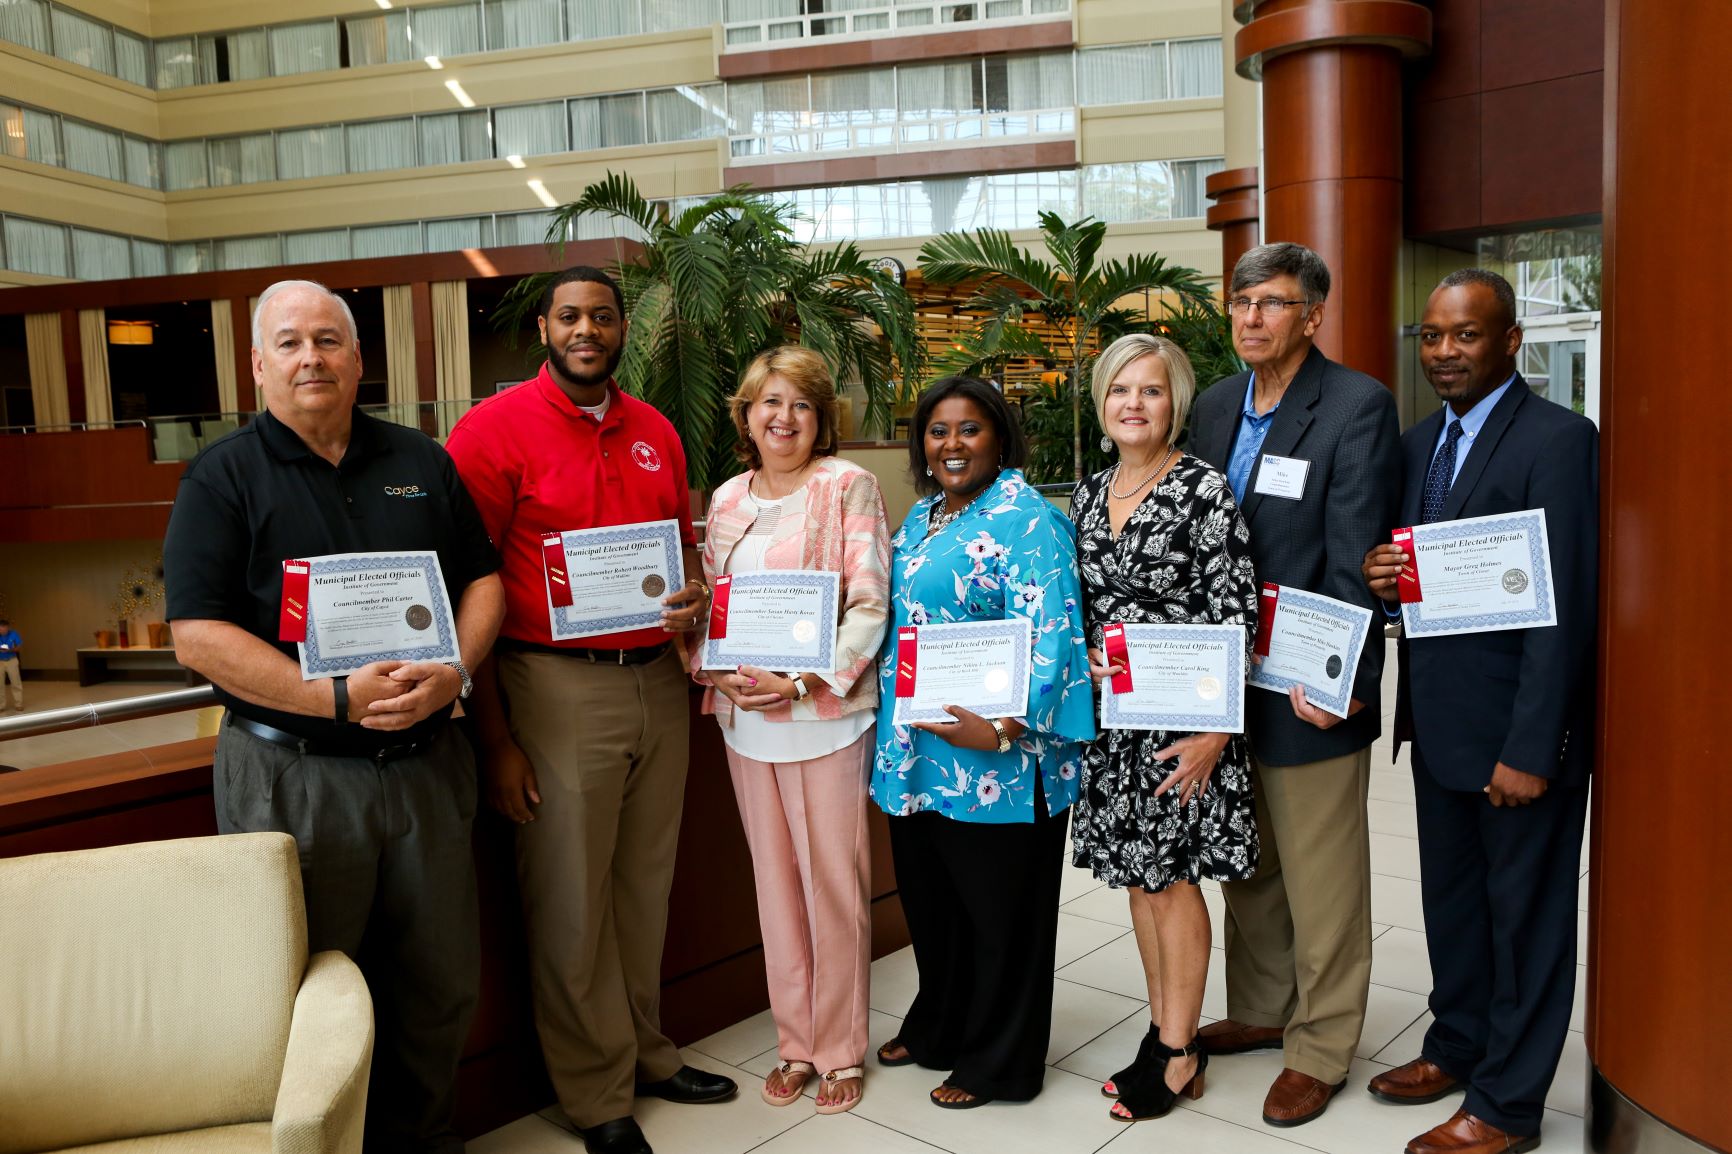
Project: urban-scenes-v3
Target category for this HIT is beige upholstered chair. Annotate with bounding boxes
[0,833,373,1153]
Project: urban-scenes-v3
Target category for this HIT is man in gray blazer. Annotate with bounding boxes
[1187,243,1402,1126]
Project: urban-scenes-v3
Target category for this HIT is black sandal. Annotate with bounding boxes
[1110,1036,1207,1122]
[1102,1020,1159,1099]
[930,1082,992,1110]
[876,1037,917,1067]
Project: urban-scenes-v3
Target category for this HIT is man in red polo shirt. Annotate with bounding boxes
[447,267,734,1154]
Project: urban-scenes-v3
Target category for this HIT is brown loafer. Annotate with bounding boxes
[1370,1057,1461,1105]
[1198,1018,1285,1055]
[1262,1068,1347,1127]
[1406,1108,1539,1154]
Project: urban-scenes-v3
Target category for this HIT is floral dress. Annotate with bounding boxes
[1069,455,1261,891]
[870,469,1096,824]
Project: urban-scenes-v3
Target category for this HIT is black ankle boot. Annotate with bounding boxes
[1101,1021,1159,1099]
[1110,1036,1207,1122]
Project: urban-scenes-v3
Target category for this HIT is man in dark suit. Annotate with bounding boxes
[1186,242,1401,1126]
[1361,269,1596,1154]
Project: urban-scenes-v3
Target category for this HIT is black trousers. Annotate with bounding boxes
[215,717,481,1154]
[1412,747,1587,1135]
[887,801,1067,1101]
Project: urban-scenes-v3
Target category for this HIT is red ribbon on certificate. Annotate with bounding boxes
[278,560,310,642]
[542,533,573,607]
[1255,583,1280,657]
[1393,527,1423,603]
[894,627,919,698]
[707,575,732,639]
[1102,623,1133,693]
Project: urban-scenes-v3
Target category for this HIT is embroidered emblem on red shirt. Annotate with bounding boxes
[631,441,663,473]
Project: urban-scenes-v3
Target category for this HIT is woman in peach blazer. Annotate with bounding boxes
[691,346,890,1115]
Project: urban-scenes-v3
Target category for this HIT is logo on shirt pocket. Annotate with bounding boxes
[630,441,663,473]
[383,484,428,498]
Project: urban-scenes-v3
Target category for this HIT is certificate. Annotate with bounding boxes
[1100,623,1246,733]
[545,519,684,640]
[891,618,1032,725]
[297,551,458,679]
[1247,584,1373,718]
[1398,509,1558,638]
[701,571,840,673]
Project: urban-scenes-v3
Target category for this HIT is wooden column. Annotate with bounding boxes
[410,281,437,437]
[1588,3,1731,1152]
[228,299,254,413]
[1234,0,1431,387]
[1205,166,1262,281]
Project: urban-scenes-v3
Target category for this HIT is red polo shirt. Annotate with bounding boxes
[446,364,694,650]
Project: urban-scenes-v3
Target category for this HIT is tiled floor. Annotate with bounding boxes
[473,643,1593,1154]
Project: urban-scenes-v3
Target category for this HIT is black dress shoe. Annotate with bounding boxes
[577,1116,652,1154]
[635,1064,739,1104]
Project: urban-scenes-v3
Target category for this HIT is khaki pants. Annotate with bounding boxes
[500,648,689,1129]
[1219,747,1373,1085]
[1,657,20,709]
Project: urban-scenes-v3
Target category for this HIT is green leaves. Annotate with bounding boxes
[492,172,924,492]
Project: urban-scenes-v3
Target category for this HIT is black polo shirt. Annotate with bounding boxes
[164,407,500,750]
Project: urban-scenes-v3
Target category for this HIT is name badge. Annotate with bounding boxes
[1253,454,1310,500]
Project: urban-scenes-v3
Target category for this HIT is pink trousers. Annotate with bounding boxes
[724,726,874,1074]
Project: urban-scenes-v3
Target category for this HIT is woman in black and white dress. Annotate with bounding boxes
[1069,333,1260,1123]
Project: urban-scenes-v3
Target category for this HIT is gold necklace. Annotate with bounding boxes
[1109,446,1177,500]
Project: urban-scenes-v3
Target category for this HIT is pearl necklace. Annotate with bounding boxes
[1109,446,1177,500]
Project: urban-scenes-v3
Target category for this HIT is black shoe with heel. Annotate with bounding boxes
[1110,1036,1207,1122]
[1101,1021,1159,1100]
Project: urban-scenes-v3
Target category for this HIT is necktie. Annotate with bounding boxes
[1421,419,1464,524]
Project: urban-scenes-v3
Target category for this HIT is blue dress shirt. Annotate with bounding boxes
[1226,375,1280,504]
[1429,374,1516,485]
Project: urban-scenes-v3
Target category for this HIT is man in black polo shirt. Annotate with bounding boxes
[164,279,504,1154]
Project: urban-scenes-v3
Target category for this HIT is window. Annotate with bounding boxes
[727,76,809,155]
[488,0,564,50]
[647,85,727,144]
[0,0,51,55]
[419,111,492,164]
[570,93,644,151]
[352,223,421,258]
[284,230,351,263]
[495,101,570,157]
[208,134,276,186]
[271,20,340,77]
[62,120,125,182]
[811,69,894,150]
[164,141,210,190]
[7,106,63,166]
[218,235,284,269]
[51,7,114,74]
[567,0,642,41]
[131,238,168,276]
[646,0,717,32]
[114,29,152,86]
[169,241,213,274]
[123,136,161,188]
[426,217,490,251]
[72,228,131,280]
[199,29,270,83]
[496,211,557,246]
[154,37,200,88]
[342,11,412,65]
[276,127,344,180]
[3,216,69,277]
[1169,39,1223,99]
[1077,43,1166,105]
[346,119,418,173]
[410,4,482,58]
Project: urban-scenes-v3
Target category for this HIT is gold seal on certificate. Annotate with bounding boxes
[296,551,459,679]
[702,572,840,673]
[1099,623,1245,733]
[1399,508,1558,638]
[546,519,685,641]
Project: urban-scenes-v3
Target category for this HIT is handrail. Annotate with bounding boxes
[729,108,1075,164]
[0,686,217,742]
[722,0,1068,50]
[0,420,148,435]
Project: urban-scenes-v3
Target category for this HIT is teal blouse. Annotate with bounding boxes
[871,469,1096,824]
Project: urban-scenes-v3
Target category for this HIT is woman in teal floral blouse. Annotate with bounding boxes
[870,376,1095,1109]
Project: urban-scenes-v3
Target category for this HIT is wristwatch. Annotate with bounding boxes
[446,660,473,700]
[989,718,1012,753]
[789,674,810,701]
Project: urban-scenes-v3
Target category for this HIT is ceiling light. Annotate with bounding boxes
[444,79,475,108]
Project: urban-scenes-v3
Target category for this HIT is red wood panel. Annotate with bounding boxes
[1592,2,1732,1150]
[1412,0,1480,101]
[1403,93,1484,236]
[1480,0,1602,91]
[717,18,1074,80]
[1479,72,1604,229]
[60,307,85,426]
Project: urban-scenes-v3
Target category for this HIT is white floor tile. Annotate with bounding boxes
[1546,1031,1588,1117]
[1358,983,1431,1061]
[1368,799,1419,839]
[1202,885,1226,944]
[1105,1103,1334,1154]
[870,946,920,1017]
[1047,977,1145,1065]
[1053,1007,1152,1086]
[1369,926,1432,996]
[734,1010,906,1087]
[1369,832,1423,881]
[1058,860,1106,905]
[750,1112,952,1154]
[691,1008,780,1068]
[848,1064,1125,1154]
[1578,872,1589,912]
[1372,1010,1435,1066]
[468,1115,579,1154]
[1368,770,1416,805]
[1054,930,1149,1002]
[1370,874,1427,932]
[1570,964,1586,1033]
[1058,883,1134,929]
[1054,911,1131,969]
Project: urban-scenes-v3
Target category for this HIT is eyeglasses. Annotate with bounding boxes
[1226,297,1309,317]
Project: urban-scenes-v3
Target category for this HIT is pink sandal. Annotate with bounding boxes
[815,1066,865,1115]
[761,1060,815,1106]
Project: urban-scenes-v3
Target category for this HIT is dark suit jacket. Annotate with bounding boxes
[1193,346,1402,767]
[1394,377,1598,791]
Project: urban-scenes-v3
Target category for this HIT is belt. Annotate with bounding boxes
[227,713,428,764]
[499,638,671,666]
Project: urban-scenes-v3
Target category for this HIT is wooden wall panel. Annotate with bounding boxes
[1590,3,1732,1151]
